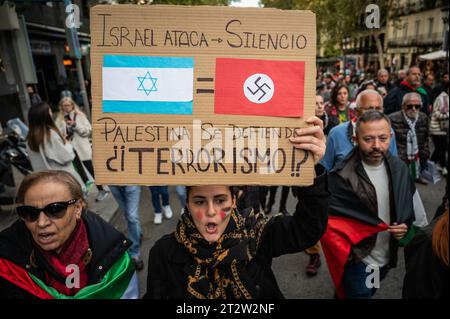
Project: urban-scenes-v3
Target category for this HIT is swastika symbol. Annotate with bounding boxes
[243,74,274,104]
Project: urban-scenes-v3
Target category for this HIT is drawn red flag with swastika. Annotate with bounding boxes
[214,58,305,117]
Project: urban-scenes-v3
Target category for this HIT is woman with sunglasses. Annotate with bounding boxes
[144,117,328,299]
[26,102,88,191]
[0,170,139,299]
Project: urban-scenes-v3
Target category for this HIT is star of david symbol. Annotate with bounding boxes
[137,71,158,96]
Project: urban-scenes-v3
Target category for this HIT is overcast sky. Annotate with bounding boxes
[231,0,261,7]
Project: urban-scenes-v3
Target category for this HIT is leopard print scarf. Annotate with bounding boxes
[175,208,268,299]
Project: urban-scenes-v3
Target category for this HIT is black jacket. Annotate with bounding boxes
[402,215,449,299]
[144,165,329,299]
[319,113,339,136]
[0,211,131,299]
[376,81,393,93]
[328,149,415,268]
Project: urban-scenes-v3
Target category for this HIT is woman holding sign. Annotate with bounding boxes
[144,116,328,299]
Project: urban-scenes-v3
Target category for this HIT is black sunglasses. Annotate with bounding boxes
[16,199,78,222]
[406,104,421,110]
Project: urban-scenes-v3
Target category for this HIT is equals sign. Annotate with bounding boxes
[196,77,214,94]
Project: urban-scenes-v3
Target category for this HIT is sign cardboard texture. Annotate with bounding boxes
[91,5,316,186]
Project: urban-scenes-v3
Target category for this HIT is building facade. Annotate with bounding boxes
[341,0,447,75]
[386,0,447,71]
[0,0,91,126]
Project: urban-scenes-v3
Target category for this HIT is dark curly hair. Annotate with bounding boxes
[330,84,350,107]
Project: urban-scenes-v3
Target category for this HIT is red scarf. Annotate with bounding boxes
[38,219,90,296]
[400,80,417,91]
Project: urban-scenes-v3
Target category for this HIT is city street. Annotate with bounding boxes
[110,177,447,299]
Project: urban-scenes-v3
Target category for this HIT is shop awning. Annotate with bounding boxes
[418,50,447,60]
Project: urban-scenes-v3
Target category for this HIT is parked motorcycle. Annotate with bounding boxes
[0,126,32,176]
[0,119,32,207]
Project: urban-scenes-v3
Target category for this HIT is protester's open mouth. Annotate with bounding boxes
[205,223,217,234]
[37,232,56,244]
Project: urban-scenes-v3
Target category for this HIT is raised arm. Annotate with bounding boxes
[258,117,329,257]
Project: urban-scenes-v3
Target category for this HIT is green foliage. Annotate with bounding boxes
[261,0,393,55]
[323,45,340,58]
[117,0,234,5]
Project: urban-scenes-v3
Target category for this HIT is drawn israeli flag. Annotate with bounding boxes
[102,55,194,114]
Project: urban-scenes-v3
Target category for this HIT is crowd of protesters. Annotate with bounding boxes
[0,63,448,299]
[316,65,448,179]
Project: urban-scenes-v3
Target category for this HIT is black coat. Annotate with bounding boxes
[402,215,449,299]
[144,165,329,299]
[376,81,393,93]
[0,211,131,299]
[319,113,339,136]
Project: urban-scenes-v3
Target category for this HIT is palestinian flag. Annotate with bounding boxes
[320,215,388,299]
[0,252,138,299]
[322,149,417,299]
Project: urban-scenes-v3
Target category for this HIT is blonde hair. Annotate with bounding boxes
[432,210,449,267]
[57,96,83,123]
[16,170,84,206]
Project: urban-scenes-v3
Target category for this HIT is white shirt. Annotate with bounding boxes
[361,160,391,268]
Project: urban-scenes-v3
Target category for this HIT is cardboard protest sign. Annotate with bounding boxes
[91,5,316,185]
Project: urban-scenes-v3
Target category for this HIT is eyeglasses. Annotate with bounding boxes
[406,104,421,110]
[16,199,78,222]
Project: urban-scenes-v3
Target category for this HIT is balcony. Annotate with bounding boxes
[387,32,443,47]
[343,46,378,55]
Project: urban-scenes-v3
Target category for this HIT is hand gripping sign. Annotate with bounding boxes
[91,5,316,186]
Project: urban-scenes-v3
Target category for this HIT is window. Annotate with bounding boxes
[428,17,434,37]
[415,20,420,38]
[403,22,408,40]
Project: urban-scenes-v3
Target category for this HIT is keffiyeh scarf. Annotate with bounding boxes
[402,110,420,179]
[175,208,268,299]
